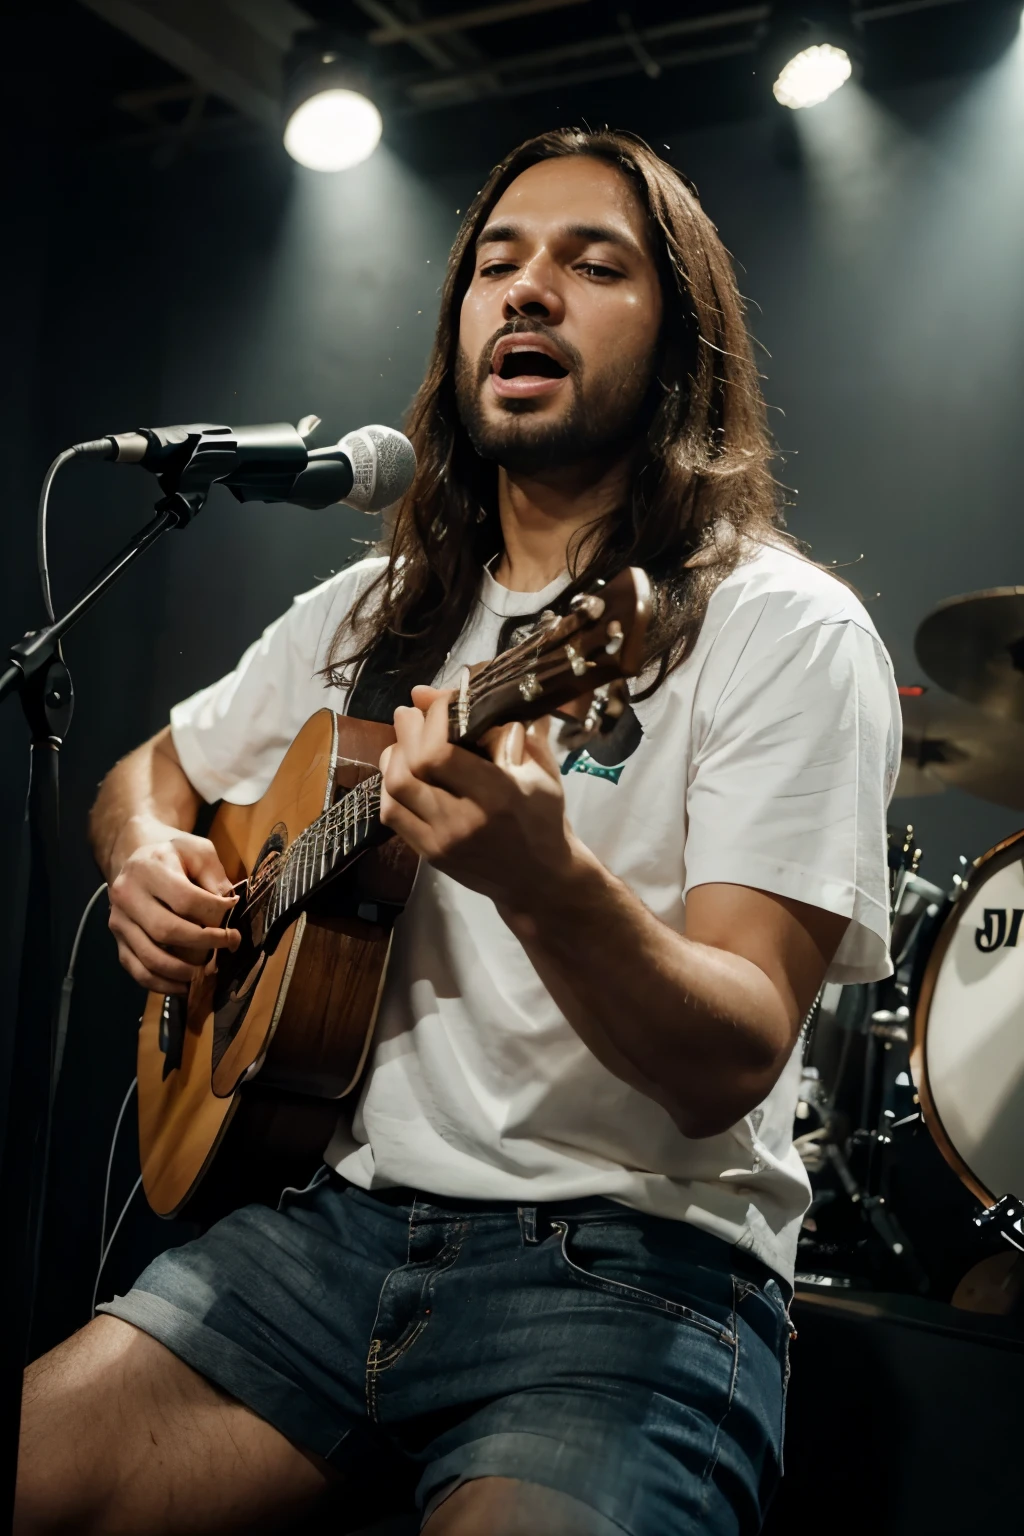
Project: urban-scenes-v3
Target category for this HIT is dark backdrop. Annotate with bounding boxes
[3,18,1024,1351]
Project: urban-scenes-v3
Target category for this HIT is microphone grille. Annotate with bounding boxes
[339,425,417,512]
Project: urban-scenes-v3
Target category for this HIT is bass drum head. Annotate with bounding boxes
[914,830,1024,1205]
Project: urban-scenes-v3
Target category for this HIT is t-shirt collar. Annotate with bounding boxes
[478,562,571,618]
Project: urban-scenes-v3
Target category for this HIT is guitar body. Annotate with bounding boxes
[138,709,416,1222]
[135,567,651,1226]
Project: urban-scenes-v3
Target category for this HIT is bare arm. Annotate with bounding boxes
[90,727,240,995]
[503,856,844,1138]
[380,689,846,1140]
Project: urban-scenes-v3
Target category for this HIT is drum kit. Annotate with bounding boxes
[795,588,1024,1310]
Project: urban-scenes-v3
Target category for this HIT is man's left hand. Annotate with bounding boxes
[379,684,573,912]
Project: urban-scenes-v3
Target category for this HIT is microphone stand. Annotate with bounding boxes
[0,483,204,1534]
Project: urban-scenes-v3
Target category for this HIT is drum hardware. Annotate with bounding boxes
[799,819,1024,1310]
[795,823,1005,1297]
[888,824,921,919]
[796,589,1024,1304]
[797,980,934,1290]
[974,1195,1024,1255]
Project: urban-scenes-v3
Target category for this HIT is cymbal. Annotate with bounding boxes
[894,687,1024,812]
[915,588,1024,724]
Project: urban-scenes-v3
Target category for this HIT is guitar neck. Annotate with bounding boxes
[252,565,650,938]
[258,770,387,935]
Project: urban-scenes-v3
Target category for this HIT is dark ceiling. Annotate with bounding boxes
[31,0,1024,173]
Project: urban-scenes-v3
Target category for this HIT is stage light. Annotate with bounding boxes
[774,42,853,110]
[761,4,861,112]
[285,88,382,172]
[283,33,382,173]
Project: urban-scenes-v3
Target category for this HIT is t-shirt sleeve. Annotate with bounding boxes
[169,562,381,805]
[683,613,901,984]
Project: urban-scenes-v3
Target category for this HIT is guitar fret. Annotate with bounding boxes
[256,769,387,934]
[244,572,638,949]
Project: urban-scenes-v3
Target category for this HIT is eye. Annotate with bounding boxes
[576,261,622,280]
[480,262,516,278]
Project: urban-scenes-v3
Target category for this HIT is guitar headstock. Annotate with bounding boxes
[452,566,652,744]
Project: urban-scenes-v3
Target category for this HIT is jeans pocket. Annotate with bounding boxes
[276,1162,332,1213]
[551,1219,736,1345]
[736,1276,792,1477]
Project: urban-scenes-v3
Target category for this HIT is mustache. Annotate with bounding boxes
[475,320,583,386]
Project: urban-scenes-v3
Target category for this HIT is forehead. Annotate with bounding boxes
[484,155,652,250]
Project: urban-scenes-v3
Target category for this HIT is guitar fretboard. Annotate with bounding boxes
[248,772,383,933]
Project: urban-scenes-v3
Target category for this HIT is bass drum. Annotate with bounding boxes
[913,828,1024,1207]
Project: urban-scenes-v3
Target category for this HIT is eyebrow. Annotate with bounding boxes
[476,220,644,260]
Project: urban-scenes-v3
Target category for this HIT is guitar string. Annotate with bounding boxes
[243,646,569,923]
[244,642,560,923]
[241,616,611,924]
[244,774,383,920]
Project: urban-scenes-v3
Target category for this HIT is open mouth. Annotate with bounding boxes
[489,339,572,399]
[496,350,569,381]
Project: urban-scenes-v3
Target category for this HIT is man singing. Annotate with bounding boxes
[17,129,900,1536]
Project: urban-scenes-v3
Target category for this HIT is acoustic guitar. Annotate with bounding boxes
[138,567,650,1223]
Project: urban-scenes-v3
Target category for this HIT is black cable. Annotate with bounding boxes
[92,1085,140,1317]
[36,439,114,621]
[52,882,108,1101]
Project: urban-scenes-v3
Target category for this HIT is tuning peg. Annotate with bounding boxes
[604,620,623,656]
[570,593,606,620]
[556,683,625,749]
[563,643,592,678]
[597,684,626,726]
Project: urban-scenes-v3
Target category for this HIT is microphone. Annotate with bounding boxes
[72,417,416,512]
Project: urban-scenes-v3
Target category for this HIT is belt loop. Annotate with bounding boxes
[518,1206,538,1244]
[407,1197,418,1265]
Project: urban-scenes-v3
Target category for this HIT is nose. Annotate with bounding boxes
[502,254,565,326]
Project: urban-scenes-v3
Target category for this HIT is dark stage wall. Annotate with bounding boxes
[3,44,1024,1347]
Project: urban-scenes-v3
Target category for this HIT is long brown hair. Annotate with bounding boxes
[326,127,786,700]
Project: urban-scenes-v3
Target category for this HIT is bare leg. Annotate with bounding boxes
[16,1316,331,1536]
[423,1477,624,1536]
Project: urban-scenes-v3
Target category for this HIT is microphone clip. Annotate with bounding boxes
[138,421,313,525]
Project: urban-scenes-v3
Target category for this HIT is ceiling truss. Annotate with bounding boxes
[78,0,983,142]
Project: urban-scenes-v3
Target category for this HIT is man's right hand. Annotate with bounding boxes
[108,816,241,995]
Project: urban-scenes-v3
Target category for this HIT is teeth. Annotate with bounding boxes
[496,347,569,380]
[495,343,564,368]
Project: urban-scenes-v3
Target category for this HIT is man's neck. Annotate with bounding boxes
[491,453,634,593]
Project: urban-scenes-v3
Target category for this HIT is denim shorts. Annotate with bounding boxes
[99,1171,792,1534]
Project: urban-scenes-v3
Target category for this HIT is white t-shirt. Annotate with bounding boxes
[170,540,901,1281]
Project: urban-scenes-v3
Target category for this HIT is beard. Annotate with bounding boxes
[454,326,657,476]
